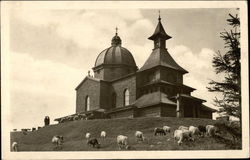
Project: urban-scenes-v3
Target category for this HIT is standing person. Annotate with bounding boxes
[47,116,50,125]
[44,116,50,126]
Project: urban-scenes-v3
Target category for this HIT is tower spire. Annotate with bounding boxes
[148,12,172,49]
[158,10,161,21]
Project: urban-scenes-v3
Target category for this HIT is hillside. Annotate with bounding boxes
[10,117,234,151]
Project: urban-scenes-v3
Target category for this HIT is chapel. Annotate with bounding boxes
[55,14,215,122]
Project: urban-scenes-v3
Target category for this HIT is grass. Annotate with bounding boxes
[10,117,239,151]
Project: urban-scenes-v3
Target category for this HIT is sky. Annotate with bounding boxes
[5,3,240,130]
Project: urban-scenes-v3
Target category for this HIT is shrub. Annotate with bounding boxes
[214,120,242,149]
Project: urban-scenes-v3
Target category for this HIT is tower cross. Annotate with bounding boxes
[115,27,118,35]
[158,10,161,21]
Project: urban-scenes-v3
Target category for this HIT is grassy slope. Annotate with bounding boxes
[10,117,228,151]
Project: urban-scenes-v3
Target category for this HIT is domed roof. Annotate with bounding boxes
[94,32,137,68]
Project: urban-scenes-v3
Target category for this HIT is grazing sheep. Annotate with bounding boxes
[100,131,107,139]
[198,125,206,136]
[163,126,171,133]
[206,125,217,137]
[21,129,27,135]
[154,128,166,136]
[73,116,79,121]
[85,133,91,140]
[12,142,18,152]
[52,135,64,147]
[189,126,200,136]
[178,126,189,130]
[59,118,64,123]
[135,131,145,141]
[174,129,193,145]
[117,135,129,150]
[87,138,100,148]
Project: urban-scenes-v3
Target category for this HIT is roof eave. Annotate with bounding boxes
[148,34,172,41]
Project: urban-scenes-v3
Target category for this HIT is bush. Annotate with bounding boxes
[213,120,242,149]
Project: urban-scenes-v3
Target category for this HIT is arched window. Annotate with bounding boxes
[85,96,90,111]
[112,93,116,108]
[124,89,130,106]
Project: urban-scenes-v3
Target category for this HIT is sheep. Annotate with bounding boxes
[154,127,166,136]
[73,115,80,121]
[85,133,91,140]
[52,135,64,148]
[174,129,193,145]
[198,125,206,137]
[189,126,201,137]
[87,138,100,148]
[135,131,145,141]
[117,135,129,150]
[21,129,27,135]
[163,126,171,133]
[12,142,18,152]
[59,117,68,123]
[68,116,74,121]
[178,126,189,130]
[100,131,106,139]
[206,125,217,137]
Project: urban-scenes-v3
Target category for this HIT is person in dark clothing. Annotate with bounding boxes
[44,116,50,126]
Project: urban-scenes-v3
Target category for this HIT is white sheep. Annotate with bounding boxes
[163,126,171,133]
[189,126,200,136]
[52,135,63,147]
[85,132,91,139]
[12,142,18,152]
[117,135,129,150]
[206,125,217,137]
[135,131,145,141]
[174,129,193,145]
[100,131,107,139]
[178,125,189,130]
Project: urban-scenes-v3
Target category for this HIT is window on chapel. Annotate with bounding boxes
[85,96,90,111]
[124,89,130,106]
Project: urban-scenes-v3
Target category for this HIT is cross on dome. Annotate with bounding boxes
[111,26,121,46]
[115,27,118,36]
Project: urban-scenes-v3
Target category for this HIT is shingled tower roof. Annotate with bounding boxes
[139,14,188,74]
[148,15,172,41]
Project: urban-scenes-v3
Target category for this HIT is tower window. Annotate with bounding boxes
[148,72,156,82]
[124,89,130,106]
[85,96,90,111]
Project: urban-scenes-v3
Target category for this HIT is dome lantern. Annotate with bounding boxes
[111,27,122,46]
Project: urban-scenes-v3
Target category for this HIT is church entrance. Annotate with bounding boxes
[182,99,194,118]
[183,105,194,117]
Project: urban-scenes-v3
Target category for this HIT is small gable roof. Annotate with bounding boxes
[75,76,101,90]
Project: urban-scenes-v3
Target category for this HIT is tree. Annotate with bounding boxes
[207,14,241,125]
